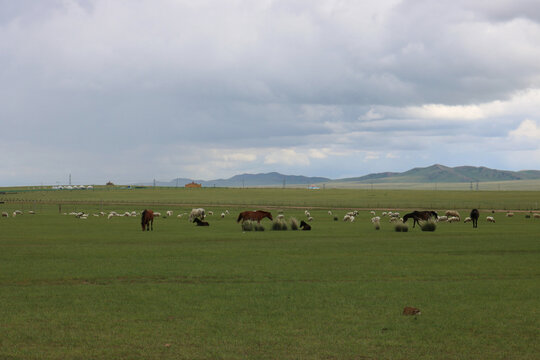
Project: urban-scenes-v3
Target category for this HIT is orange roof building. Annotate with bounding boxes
[185,181,202,188]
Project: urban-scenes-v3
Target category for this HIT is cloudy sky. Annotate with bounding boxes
[2,0,540,186]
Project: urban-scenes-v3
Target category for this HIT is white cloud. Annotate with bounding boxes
[509,119,540,139]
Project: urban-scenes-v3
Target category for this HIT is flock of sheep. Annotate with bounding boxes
[3,208,540,228]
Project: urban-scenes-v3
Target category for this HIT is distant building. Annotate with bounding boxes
[308,184,320,190]
[185,181,202,188]
[106,181,114,186]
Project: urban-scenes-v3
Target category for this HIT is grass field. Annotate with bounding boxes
[1,188,539,359]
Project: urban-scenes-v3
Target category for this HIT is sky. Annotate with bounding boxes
[1,0,540,186]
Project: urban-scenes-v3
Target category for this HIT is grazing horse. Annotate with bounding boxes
[402,210,438,228]
[141,209,154,231]
[299,220,311,231]
[193,218,209,226]
[470,209,479,228]
[237,210,273,223]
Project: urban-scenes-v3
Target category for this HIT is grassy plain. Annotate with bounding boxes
[0,187,539,359]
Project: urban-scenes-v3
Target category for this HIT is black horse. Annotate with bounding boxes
[402,210,438,228]
[193,218,209,226]
[470,209,479,228]
[299,220,311,231]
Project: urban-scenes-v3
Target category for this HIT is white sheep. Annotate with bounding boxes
[307,216,313,222]
[533,213,540,219]
[486,216,495,223]
[506,212,514,217]
[328,210,333,216]
[189,208,205,222]
[220,212,225,218]
[445,210,460,219]
[166,210,173,217]
[371,216,381,223]
[2,212,8,217]
[463,217,472,223]
[437,216,448,222]
[370,211,376,215]
[447,216,460,223]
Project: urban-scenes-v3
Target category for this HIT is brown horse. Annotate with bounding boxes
[402,210,438,228]
[237,210,273,223]
[141,209,154,231]
[470,209,479,228]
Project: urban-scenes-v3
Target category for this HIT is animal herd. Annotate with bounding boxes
[3,207,540,233]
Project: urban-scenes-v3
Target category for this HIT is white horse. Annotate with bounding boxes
[189,208,205,222]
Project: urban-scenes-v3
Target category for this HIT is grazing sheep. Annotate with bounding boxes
[220,212,225,218]
[533,213,540,219]
[437,215,448,222]
[277,214,285,220]
[447,216,460,223]
[328,210,333,216]
[166,210,173,217]
[153,212,162,217]
[370,211,376,215]
[189,208,205,222]
[2,212,8,218]
[28,210,35,214]
[371,216,381,223]
[307,216,313,222]
[299,220,311,231]
[506,212,514,217]
[208,211,214,216]
[463,217,471,223]
[486,216,495,223]
[445,210,460,219]
[131,211,137,217]
[225,210,230,215]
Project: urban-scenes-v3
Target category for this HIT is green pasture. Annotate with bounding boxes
[0,188,539,359]
[2,186,540,210]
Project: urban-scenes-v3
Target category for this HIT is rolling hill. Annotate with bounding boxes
[137,165,540,187]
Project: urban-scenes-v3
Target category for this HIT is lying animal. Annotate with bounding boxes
[299,220,311,231]
[193,218,209,226]
[403,306,421,315]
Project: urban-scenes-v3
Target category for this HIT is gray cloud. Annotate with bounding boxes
[1,0,540,185]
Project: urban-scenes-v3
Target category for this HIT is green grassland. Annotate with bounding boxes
[0,188,539,359]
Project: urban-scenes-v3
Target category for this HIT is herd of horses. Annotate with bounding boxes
[142,208,481,231]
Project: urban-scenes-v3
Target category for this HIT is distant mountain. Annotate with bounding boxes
[135,172,330,187]
[134,165,540,187]
[330,164,540,184]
